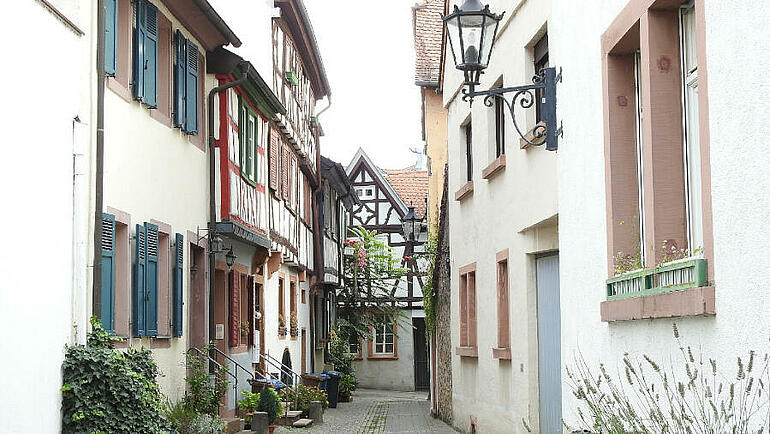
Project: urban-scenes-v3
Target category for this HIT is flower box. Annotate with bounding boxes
[606,258,707,300]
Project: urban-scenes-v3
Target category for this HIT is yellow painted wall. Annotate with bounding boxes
[423,88,448,226]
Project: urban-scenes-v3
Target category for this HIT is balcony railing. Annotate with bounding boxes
[606,258,707,300]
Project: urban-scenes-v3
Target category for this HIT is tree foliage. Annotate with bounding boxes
[337,226,409,342]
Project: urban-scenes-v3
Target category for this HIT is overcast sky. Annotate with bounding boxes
[304,0,423,170]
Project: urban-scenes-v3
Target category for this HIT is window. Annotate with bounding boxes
[494,87,505,158]
[174,30,199,134]
[133,0,158,108]
[373,321,395,355]
[633,50,647,264]
[458,263,477,355]
[172,233,184,337]
[156,230,170,336]
[534,33,548,124]
[680,2,703,253]
[290,279,297,332]
[365,188,373,197]
[464,121,473,182]
[348,335,361,356]
[278,277,285,335]
[291,157,298,209]
[134,222,159,336]
[356,188,363,197]
[239,100,259,184]
[495,251,510,353]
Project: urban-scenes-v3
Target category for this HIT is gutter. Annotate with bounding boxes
[207,61,249,347]
[92,0,106,324]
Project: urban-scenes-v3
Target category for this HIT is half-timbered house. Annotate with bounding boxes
[346,148,431,392]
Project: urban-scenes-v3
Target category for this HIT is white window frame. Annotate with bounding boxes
[373,321,395,355]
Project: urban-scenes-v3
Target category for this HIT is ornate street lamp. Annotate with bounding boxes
[443,0,563,150]
[401,205,422,242]
[225,247,236,269]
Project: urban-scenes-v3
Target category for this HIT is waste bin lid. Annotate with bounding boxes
[322,370,342,377]
[248,378,286,389]
[311,372,331,379]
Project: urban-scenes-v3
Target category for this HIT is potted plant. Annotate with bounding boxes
[257,387,281,434]
[239,320,250,337]
[278,315,287,337]
[237,390,260,429]
[290,313,298,337]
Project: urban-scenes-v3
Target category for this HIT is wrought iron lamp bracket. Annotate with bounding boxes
[462,67,563,150]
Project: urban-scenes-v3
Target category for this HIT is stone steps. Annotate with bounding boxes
[223,417,244,433]
[276,410,303,426]
[293,418,313,427]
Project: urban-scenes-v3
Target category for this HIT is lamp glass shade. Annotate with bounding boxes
[225,248,236,267]
[443,0,502,73]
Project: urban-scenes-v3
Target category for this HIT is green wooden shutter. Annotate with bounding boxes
[101,213,116,333]
[142,1,158,108]
[105,0,118,76]
[144,223,159,336]
[133,0,145,101]
[133,224,147,336]
[173,233,184,337]
[185,40,199,134]
[174,30,186,128]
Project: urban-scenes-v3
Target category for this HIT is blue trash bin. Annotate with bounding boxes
[322,370,342,408]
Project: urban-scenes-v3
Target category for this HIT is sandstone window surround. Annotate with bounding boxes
[492,250,511,360]
[456,262,478,358]
[455,119,475,201]
[601,0,714,322]
[367,321,398,361]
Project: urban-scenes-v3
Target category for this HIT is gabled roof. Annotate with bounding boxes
[412,0,445,87]
[346,148,413,218]
[383,166,428,218]
[321,155,359,209]
[165,0,241,51]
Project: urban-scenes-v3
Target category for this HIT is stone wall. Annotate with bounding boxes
[433,166,453,424]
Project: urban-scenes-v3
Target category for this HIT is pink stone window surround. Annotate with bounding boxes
[601,0,714,320]
[457,262,477,358]
[493,249,511,360]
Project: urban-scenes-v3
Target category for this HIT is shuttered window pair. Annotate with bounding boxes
[132,222,184,337]
[174,30,199,134]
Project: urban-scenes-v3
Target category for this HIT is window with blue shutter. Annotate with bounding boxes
[105,0,118,76]
[185,39,199,134]
[174,30,186,128]
[173,32,199,134]
[101,213,116,333]
[144,223,159,336]
[133,224,147,336]
[133,0,158,107]
[173,233,184,337]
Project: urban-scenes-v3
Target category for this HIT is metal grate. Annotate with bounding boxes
[101,218,113,250]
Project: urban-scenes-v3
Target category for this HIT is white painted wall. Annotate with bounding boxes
[354,310,418,392]
[552,0,770,430]
[443,0,555,432]
[0,1,95,432]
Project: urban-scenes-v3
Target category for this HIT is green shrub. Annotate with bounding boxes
[258,387,281,425]
[281,384,328,416]
[61,317,168,433]
[165,399,225,434]
[183,347,229,416]
[328,329,355,376]
[237,390,261,424]
[339,373,357,401]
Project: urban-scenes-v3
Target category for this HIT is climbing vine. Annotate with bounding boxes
[422,224,439,337]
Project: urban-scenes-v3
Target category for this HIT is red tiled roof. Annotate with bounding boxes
[413,0,445,85]
[383,165,429,218]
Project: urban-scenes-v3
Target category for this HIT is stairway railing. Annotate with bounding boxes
[259,352,301,417]
[187,347,268,413]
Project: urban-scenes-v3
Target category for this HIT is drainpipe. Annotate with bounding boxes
[92,0,106,327]
[207,62,249,347]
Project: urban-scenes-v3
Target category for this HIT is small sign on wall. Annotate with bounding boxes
[215,324,225,340]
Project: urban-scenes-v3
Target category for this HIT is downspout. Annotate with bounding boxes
[92,0,106,325]
[310,96,329,369]
[207,62,249,346]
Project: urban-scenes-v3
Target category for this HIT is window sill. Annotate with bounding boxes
[482,155,506,180]
[149,108,172,129]
[454,181,474,201]
[107,77,133,103]
[519,121,546,149]
[455,346,478,358]
[367,354,398,361]
[601,285,715,322]
[492,347,511,360]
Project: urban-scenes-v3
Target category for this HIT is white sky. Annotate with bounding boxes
[303,0,424,170]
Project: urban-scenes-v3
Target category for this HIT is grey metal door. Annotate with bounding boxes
[536,254,562,433]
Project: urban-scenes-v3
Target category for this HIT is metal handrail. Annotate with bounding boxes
[186,347,237,383]
[259,352,301,417]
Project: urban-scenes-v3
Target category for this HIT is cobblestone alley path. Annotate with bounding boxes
[273,388,456,434]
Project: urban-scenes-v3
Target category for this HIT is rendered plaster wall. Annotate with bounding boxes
[353,310,418,392]
[552,0,770,430]
[101,12,214,403]
[442,1,556,432]
[0,1,96,432]
[425,89,449,225]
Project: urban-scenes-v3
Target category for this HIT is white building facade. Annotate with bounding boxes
[553,0,770,430]
[442,0,560,432]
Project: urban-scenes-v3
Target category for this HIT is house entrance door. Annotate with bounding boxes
[536,254,561,433]
[413,317,430,390]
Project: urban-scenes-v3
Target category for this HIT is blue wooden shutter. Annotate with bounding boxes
[133,0,145,101]
[185,40,199,134]
[173,233,184,337]
[105,0,118,76]
[101,213,116,333]
[144,223,159,336]
[142,1,158,108]
[133,224,147,336]
[174,30,186,128]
